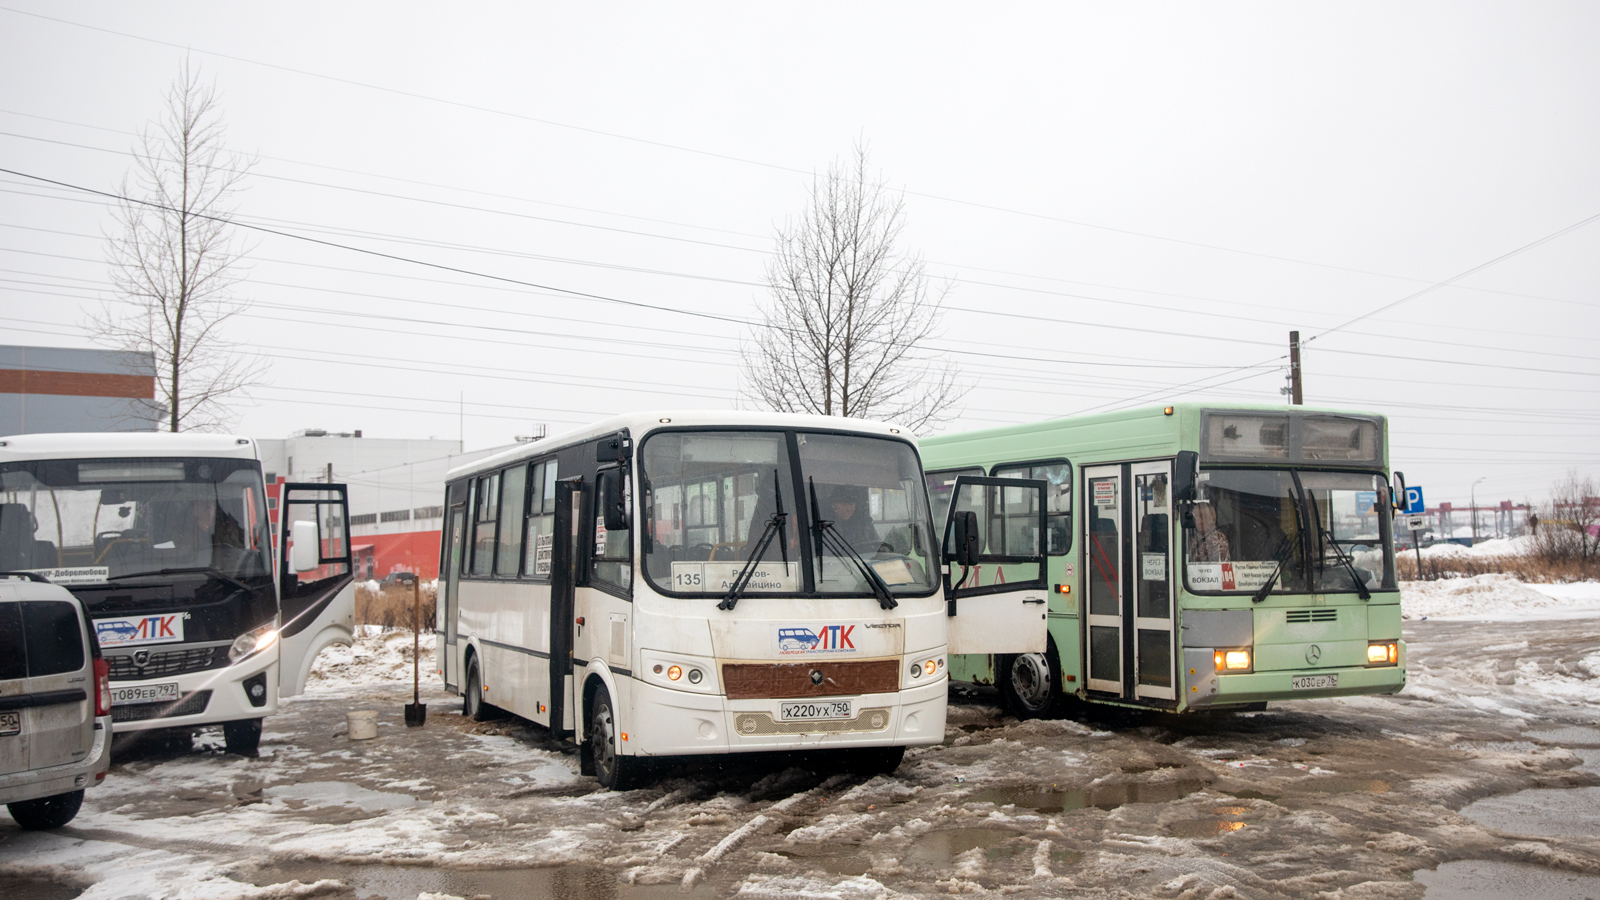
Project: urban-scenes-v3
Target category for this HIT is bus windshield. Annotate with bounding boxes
[640,430,938,598]
[1183,468,1395,595]
[0,457,273,587]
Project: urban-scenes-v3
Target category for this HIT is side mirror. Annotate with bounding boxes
[948,511,980,568]
[290,520,320,573]
[602,472,629,531]
[1391,471,1407,511]
[1172,450,1199,504]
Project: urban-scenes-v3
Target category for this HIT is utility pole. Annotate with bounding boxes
[1288,331,1304,405]
[325,462,333,484]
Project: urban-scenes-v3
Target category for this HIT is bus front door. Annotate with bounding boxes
[277,484,356,697]
[943,476,1049,655]
[546,478,581,738]
[1082,462,1177,703]
[440,501,465,691]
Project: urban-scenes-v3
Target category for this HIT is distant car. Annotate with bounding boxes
[381,572,418,586]
[0,575,112,829]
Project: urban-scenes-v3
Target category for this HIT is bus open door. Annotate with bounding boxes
[942,476,1050,655]
[277,484,356,697]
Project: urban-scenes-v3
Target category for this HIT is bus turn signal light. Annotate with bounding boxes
[667,665,683,681]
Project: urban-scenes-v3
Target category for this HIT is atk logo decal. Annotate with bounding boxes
[776,624,857,655]
[95,613,189,648]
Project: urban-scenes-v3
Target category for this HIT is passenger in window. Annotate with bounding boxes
[1186,501,1231,562]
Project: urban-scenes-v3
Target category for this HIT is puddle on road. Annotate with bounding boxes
[241,861,716,900]
[965,779,1205,813]
[0,878,80,900]
[782,831,1081,875]
[1417,859,1600,899]
[1460,786,1600,838]
[1524,725,1600,746]
[1288,777,1392,795]
[262,782,427,812]
[1168,804,1257,838]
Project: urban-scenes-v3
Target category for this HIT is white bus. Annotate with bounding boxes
[438,411,1050,789]
[0,433,355,754]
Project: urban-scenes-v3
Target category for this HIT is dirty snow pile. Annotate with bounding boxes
[1417,536,1532,559]
[1401,574,1600,621]
[306,628,437,689]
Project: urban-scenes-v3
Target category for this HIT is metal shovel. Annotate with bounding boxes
[404,577,427,727]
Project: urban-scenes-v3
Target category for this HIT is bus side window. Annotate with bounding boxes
[524,461,557,579]
[470,473,499,577]
[993,461,1072,555]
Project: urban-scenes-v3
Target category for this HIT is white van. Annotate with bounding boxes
[0,575,112,829]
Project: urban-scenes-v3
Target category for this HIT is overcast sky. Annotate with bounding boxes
[3,3,1597,508]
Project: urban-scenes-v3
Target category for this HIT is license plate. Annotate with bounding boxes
[1292,674,1338,690]
[111,682,180,706]
[780,700,853,721]
[0,711,18,737]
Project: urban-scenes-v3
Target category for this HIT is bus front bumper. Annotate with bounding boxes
[1184,654,1406,708]
[106,647,279,733]
[628,676,946,757]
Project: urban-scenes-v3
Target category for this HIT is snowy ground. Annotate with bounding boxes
[3,578,1598,900]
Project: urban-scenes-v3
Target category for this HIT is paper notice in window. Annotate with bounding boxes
[870,558,915,585]
[1141,554,1166,581]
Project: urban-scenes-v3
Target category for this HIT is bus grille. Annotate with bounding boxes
[722,660,900,699]
[734,707,892,736]
[108,646,230,681]
[111,690,212,723]
[1286,609,1338,623]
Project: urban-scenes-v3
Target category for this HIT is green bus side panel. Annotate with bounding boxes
[948,652,996,685]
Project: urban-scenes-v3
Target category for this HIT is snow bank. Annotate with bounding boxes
[1402,574,1600,621]
[307,629,436,689]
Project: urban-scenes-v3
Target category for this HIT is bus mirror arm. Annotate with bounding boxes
[602,473,629,531]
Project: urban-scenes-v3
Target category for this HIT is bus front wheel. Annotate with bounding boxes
[463,657,494,722]
[589,688,646,790]
[999,644,1065,720]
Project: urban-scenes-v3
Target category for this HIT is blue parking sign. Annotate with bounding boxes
[1404,486,1425,514]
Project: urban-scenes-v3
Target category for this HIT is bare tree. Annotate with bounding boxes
[741,147,964,433]
[89,61,263,432]
[1529,470,1600,562]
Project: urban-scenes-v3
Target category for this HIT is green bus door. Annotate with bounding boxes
[1082,461,1177,702]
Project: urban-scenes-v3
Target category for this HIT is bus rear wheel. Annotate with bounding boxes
[999,646,1065,720]
[589,689,646,790]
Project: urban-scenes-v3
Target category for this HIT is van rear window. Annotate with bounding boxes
[0,604,23,680]
[18,601,86,677]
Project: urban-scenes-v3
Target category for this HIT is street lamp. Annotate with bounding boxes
[1470,477,1486,544]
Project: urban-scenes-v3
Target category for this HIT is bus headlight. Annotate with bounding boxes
[1367,641,1398,666]
[1214,649,1252,673]
[229,621,279,664]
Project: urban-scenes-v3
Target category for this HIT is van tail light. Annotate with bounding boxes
[94,657,111,717]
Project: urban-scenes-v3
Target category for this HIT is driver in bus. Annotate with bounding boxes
[825,485,882,551]
[152,498,245,567]
[1186,500,1231,562]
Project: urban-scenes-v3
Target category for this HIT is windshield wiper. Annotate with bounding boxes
[108,566,255,595]
[808,478,897,611]
[719,469,790,612]
[1251,536,1295,604]
[1302,492,1372,600]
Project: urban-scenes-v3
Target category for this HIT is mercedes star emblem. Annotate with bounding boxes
[1305,644,1322,665]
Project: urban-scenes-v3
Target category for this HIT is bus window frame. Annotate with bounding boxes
[638,425,940,602]
[989,457,1073,556]
[1179,465,1398,597]
[588,463,634,601]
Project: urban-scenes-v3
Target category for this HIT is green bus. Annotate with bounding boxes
[921,403,1406,716]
